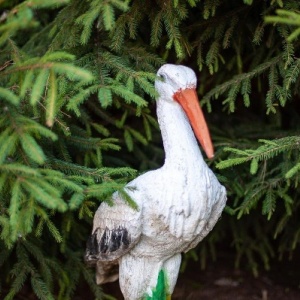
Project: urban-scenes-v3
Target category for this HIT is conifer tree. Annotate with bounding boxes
[0,0,300,299]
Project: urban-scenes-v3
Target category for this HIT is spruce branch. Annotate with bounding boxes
[217,136,300,171]
[202,55,283,111]
[265,9,300,41]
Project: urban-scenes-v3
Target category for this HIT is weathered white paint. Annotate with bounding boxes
[86,64,227,300]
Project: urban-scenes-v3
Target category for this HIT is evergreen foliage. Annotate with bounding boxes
[0,0,300,298]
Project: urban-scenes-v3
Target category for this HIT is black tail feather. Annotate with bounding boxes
[85,226,131,262]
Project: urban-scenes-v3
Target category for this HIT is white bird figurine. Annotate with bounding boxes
[85,64,227,300]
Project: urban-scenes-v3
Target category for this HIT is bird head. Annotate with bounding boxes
[155,64,214,159]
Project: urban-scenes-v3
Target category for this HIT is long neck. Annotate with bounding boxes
[156,98,205,169]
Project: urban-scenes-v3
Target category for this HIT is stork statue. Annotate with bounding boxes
[85,64,227,300]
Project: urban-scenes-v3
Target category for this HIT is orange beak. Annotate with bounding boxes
[173,88,214,159]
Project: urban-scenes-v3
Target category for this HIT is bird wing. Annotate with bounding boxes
[85,191,142,263]
[157,166,226,241]
[184,168,227,252]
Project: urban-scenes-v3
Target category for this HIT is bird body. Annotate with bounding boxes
[85,64,227,300]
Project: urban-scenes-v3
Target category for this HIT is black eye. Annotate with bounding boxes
[159,73,166,82]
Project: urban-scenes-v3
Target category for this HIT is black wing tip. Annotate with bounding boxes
[85,233,100,264]
[85,226,131,261]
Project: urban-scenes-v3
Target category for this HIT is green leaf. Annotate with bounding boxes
[69,193,85,210]
[0,130,18,164]
[124,129,133,151]
[0,173,7,192]
[250,158,259,175]
[45,70,57,127]
[67,85,98,115]
[143,116,152,140]
[102,4,115,31]
[77,5,101,44]
[19,133,46,165]
[262,189,276,220]
[20,70,35,98]
[30,0,70,9]
[0,87,20,105]
[98,87,113,108]
[22,119,57,140]
[91,123,110,137]
[22,179,67,212]
[52,63,94,81]
[0,163,39,176]
[174,38,184,58]
[216,157,249,169]
[42,51,75,62]
[30,69,49,105]
[9,180,21,239]
[111,85,148,107]
[284,59,300,90]
[109,0,128,11]
[44,218,62,243]
[285,163,300,179]
[115,111,128,128]
[22,198,35,235]
[287,27,300,42]
[129,128,148,145]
